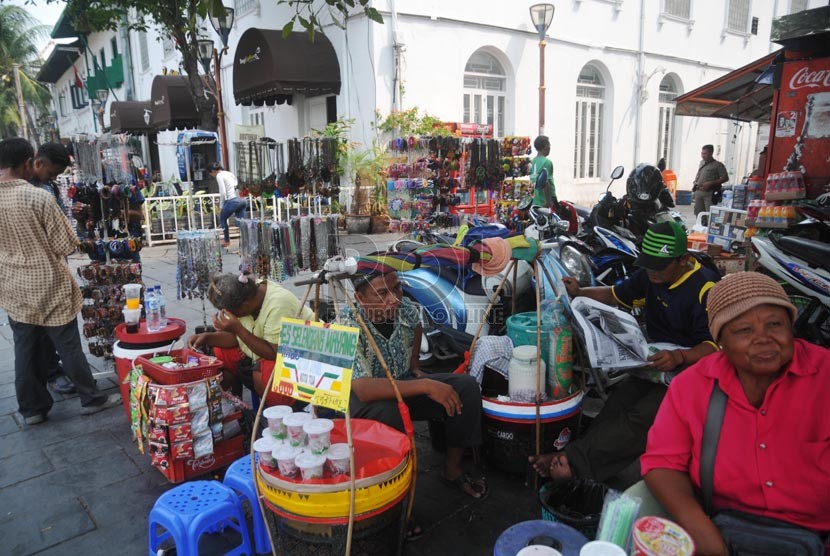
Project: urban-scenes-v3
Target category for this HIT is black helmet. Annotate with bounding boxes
[626,164,664,203]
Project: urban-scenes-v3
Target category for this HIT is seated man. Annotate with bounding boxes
[342,268,487,500]
[530,221,719,487]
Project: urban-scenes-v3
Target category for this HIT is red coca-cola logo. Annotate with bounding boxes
[788,67,830,91]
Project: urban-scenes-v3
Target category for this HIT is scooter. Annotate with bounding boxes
[750,205,830,345]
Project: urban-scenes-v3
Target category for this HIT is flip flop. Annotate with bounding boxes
[442,473,489,500]
[405,521,423,542]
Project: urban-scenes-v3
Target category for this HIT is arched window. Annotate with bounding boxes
[574,64,605,180]
[463,50,507,136]
[657,75,679,166]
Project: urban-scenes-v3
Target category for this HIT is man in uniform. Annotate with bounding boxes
[693,144,729,215]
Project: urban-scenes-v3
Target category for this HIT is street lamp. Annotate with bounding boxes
[204,4,234,167]
[529,3,555,135]
[96,88,109,132]
[209,7,235,50]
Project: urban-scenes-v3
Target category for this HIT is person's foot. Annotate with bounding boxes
[47,375,76,395]
[529,452,574,481]
[441,471,488,499]
[80,393,122,415]
[221,241,231,249]
[23,413,47,425]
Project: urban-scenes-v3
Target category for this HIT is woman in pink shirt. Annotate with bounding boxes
[641,272,829,555]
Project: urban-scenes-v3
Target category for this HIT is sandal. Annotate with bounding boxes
[405,521,423,542]
[442,473,489,500]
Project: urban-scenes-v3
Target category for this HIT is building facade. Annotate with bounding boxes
[37,0,820,204]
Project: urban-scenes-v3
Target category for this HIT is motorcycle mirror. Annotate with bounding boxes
[517,196,533,211]
[554,217,570,233]
[611,165,625,180]
[535,168,548,191]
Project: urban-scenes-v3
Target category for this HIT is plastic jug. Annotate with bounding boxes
[508,345,547,403]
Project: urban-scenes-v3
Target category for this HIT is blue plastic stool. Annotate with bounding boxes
[223,456,271,554]
[494,520,589,556]
[148,480,254,556]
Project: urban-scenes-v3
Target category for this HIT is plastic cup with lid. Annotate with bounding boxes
[253,436,276,470]
[123,306,142,332]
[283,412,313,447]
[516,547,562,556]
[295,452,326,480]
[273,445,301,478]
[580,541,626,556]
[124,284,141,309]
[326,443,351,476]
[303,418,334,454]
[263,405,293,440]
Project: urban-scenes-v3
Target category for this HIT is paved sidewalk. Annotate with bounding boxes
[0,231,538,556]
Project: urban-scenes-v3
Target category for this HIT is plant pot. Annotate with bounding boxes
[344,215,371,235]
[370,215,390,234]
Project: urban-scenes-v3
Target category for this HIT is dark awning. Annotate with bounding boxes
[674,50,783,123]
[109,101,154,134]
[150,75,216,131]
[233,28,341,106]
[37,43,81,83]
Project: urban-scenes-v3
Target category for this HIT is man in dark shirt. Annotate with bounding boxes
[530,221,719,487]
[30,143,76,395]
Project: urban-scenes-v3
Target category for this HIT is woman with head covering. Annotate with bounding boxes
[187,273,315,404]
[641,272,830,554]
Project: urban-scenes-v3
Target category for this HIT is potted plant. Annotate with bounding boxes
[344,145,387,234]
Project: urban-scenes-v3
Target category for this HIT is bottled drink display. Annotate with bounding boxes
[155,285,168,328]
[146,287,161,332]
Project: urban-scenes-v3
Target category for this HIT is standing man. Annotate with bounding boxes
[530,135,557,209]
[30,142,75,394]
[0,138,120,425]
[209,162,246,248]
[692,144,729,216]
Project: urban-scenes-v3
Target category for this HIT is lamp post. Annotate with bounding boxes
[529,3,555,135]
[96,88,109,133]
[202,5,234,168]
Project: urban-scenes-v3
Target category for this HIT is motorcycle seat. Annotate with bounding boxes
[773,235,830,272]
[434,264,486,296]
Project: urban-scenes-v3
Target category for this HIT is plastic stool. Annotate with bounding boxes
[148,480,253,556]
[494,520,588,556]
[224,456,271,554]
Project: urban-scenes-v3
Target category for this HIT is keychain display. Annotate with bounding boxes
[78,262,143,359]
[176,230,223,300]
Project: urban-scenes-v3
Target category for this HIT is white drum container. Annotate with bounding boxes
[508,345,547,403]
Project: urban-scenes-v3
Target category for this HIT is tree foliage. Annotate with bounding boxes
[277,0,383,38]
[0,4,51,138]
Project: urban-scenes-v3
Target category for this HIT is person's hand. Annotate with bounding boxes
[187,333,210,353]
[425,380,463,417]
[690,529,729,556]
[648,349,684,372]
[212,309,241,334]
[561,276,581,298]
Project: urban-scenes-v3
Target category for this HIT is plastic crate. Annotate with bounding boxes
[157,433,244,484]
[136,348,224,385]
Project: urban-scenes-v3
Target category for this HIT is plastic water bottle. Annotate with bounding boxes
[146,287,161,332]
[541,297,574,399]
[155,285,168,328]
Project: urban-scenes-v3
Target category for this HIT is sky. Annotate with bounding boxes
[9,0,66,54]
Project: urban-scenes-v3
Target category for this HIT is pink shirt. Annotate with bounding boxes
[641,339,830,532]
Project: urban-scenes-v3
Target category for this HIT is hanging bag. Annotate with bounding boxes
[701,382,826,556]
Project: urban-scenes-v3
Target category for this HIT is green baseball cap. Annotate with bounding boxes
[635,221,687,271]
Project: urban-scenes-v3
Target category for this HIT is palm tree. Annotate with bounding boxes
[0,5,51,138]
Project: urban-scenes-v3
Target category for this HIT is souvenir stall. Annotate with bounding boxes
[494,136,534,231]
[70,135,146,360]
[386,136,464,232]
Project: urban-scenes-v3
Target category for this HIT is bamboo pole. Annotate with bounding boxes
[533,260,543,491]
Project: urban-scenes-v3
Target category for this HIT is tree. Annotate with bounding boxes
[54,0,228,132]
[0,4,51,138]
[277,0,383,38]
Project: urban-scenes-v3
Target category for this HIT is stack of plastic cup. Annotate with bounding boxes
[283,412,313,447]
[124,284,141,309]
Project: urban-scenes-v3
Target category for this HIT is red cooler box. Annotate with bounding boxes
[113,318,187,420]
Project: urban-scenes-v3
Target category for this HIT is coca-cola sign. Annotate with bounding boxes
[788,66,830,91]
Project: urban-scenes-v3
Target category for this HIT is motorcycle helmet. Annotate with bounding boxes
[626,164,664,204]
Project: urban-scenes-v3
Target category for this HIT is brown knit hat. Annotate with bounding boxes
[707,271,797,341]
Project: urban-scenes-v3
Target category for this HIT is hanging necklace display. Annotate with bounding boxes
[176,230,223,301]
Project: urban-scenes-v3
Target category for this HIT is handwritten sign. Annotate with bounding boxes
[272,318,360,412]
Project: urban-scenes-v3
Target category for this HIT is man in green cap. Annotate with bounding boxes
[530,221,720,487]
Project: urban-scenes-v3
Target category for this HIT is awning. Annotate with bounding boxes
[233,28,341,106]
[674,50,783,123]
[37,43,81,84]
[109,101,154,134]
[150,75,216,131]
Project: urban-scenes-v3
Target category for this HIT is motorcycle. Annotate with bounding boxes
[750,204,830,346]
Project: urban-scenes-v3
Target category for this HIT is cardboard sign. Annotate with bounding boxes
[272,318,360,412]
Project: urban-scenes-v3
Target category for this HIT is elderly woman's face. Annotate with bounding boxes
[355,273,403,323]
[719,304,794,378]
